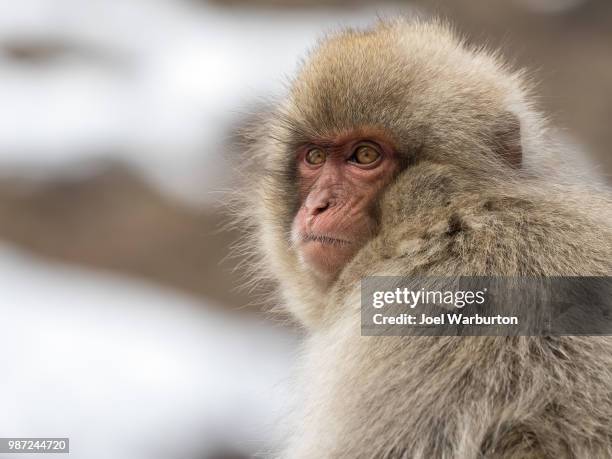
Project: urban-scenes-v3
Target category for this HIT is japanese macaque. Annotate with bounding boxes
[238,19,612,458]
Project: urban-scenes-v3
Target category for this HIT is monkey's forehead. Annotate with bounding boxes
[285,20,524,138]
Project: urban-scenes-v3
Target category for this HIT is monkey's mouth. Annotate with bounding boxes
[301,233,352,247]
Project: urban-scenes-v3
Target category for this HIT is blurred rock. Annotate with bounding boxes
[1,38,126,68]
[0,162,267,313]
[205,0,374,6]
[2,40,74,63]
[205,452,250,459]
[513,0,589,14]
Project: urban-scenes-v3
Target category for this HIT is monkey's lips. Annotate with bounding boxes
[300,233,352,247]
[296,232,358,277]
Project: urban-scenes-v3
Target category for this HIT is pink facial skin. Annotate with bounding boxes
[291,129,400,280]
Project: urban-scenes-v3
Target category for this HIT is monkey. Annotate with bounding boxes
[236,19,612,458]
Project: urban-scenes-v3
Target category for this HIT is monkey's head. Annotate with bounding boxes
[247,19,537,322]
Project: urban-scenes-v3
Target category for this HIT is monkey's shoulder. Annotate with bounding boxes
[360,177,611,278]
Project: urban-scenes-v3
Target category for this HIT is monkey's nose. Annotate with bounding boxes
[305,190,336,216]
[305,201,331,219]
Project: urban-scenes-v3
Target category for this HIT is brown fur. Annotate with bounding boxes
[237,19,612,458]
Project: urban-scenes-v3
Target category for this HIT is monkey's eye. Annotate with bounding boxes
[350,145,381,165]
[305,148,326,165]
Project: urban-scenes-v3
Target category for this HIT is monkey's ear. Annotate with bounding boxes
[493,112,522,168]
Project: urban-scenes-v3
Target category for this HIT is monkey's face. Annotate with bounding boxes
[272,20,525,286]
[291,130,400,279]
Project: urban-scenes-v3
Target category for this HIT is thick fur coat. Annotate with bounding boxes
[240,20,612,458]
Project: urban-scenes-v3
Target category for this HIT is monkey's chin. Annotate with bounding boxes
[298,241,357,281]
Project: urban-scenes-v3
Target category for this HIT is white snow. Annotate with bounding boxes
[0,244,298,458]
[0,0,409,204]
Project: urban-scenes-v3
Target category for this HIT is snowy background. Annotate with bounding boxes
[0,0,403,203]
[0,245,296,459]
[0,0,610,458]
